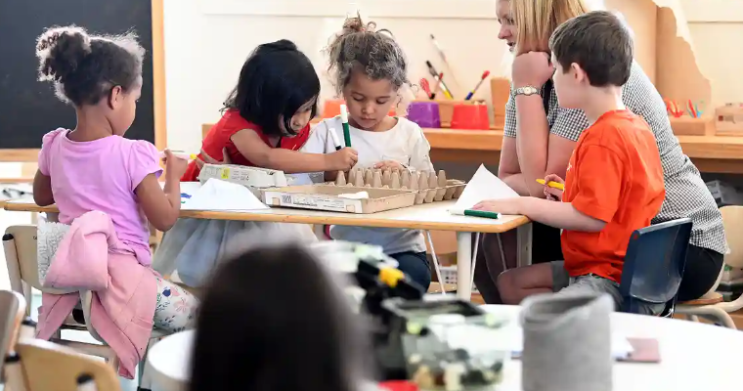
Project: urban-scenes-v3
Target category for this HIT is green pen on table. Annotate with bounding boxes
[340,104,351,147]
[449,209,500,220]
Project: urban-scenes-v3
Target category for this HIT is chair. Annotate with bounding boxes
[13,339,122,391]
[619,218,692,315]
[676,206,743,329]
[0,290,26,373]
[3,225,164,390]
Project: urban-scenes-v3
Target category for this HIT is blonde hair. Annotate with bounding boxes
[511,0,590,54]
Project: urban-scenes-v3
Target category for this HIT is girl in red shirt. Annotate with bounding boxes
[182,39,357,181]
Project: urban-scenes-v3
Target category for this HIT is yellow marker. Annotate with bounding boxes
[379,267,404,288]
[536,179,565,191]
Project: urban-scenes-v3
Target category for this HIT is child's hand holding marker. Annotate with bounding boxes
[162,149,189,179]
[326,127,358,171]
[537,174,565,201]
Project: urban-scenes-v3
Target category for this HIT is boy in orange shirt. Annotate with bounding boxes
[473,11,665,314]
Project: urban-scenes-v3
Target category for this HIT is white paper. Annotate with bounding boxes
[182,178,268,211]
[452,164,519,211]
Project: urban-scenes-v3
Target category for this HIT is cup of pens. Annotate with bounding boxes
[406,101,441,128]
[451,102,490,130]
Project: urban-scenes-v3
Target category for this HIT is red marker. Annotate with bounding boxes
[465,70,491,101]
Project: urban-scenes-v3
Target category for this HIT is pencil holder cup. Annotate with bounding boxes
[406,101,441,128]
[322,99,344,118]
[520,292,613,391]
[451,103,490,130]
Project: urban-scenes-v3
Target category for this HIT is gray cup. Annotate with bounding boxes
[520,292,613,391]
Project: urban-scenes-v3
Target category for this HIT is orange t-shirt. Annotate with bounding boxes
[561,109,665,283]
[181,109,311,181]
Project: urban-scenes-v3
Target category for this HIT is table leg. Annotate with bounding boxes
[456,231,473,300]
[517,222,533,268]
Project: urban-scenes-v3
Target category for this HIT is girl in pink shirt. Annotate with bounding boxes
[32,26,197,333]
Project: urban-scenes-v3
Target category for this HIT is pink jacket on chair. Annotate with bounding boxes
[36,211,158,379]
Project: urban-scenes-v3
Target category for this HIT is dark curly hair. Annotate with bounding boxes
[36,25,145,106]
[326,14,408,94]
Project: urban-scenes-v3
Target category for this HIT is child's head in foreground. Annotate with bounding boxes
[189,243,368,391]
[548,10,633,109]
[225,39,320,138]
[327,14,409,130]
[36,26,145,136]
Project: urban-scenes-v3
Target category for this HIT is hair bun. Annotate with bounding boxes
[263,39,299,52]
[36,25,92,82]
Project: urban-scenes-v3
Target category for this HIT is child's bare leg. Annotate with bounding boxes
[497,263,555,305]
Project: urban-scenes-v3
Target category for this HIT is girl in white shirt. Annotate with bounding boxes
[303,15,434,289]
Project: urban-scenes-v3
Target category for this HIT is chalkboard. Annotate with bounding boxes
[0,0,156,150]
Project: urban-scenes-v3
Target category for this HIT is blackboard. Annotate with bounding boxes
[0,0,158,152]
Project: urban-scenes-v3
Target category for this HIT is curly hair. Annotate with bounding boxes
[36,25,145,106]
[326,14,408,94]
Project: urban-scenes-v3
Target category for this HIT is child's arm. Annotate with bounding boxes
[473,197,606,232]
[409,129,435,172]
[135,149,187,232]
[231,129,357,173]
[32,170,54,206]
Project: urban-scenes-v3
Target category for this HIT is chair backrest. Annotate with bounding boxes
[3,225,76,316]
[0,291,26,373]
[619,218,692,314]
[15,339,122,391]
[720,206,743,269]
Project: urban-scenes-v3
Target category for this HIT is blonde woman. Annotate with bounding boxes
[474,0,726,304]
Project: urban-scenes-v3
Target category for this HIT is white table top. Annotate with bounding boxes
[147,305,743,391]
[4,199,529,233]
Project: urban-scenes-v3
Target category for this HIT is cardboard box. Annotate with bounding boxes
[262,185,416,214]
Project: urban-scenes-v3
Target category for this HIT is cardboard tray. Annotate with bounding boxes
[261,185,417,214]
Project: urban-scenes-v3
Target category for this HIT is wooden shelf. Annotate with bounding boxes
[422,128,743,174]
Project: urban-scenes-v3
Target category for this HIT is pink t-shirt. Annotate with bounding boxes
[38,129,162,262]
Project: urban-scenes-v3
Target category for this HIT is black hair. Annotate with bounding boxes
[36,25,145,106]
[224,39,320,137]
[549,10,633,87]
[189,244,368,391]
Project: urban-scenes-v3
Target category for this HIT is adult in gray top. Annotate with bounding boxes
[474,0,726,304]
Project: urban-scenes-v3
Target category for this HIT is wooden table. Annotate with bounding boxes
[3,200,531,300]
[147,305,743,391]
[424,128,743,174]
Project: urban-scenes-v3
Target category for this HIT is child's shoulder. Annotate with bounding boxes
[582,110,648,146]
[41,128,68,146]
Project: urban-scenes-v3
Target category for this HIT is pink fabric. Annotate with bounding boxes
[38,129,162,266]
[36,211,158,379]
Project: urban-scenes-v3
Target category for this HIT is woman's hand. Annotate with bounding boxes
[195,148,231,169]
[512,51,554,88]
[542,174,565,201]
[472,198,524,215]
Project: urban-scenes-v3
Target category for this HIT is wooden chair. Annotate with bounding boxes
[0,290,26,372]
[14,339,122,391]
[3,225,165,389]
[676,206,743,329]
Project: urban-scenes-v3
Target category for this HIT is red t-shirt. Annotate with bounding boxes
[181,109,311,181]
[561,110,665,283]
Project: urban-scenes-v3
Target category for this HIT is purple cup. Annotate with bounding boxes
[406,101,441,128]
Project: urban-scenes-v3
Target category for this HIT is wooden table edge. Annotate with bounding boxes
[3,202,530,234]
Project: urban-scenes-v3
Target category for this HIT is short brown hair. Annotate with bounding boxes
[549,10,633,87]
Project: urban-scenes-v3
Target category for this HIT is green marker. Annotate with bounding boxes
[340,104,351,147]
[450,209,500,220]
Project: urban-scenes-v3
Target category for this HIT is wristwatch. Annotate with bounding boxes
[514,85,540,97]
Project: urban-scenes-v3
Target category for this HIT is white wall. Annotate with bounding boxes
[163,0,508,152]
[160,0,743,152]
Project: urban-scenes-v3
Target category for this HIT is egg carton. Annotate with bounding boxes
[198,164,325,198]
[329,168,465,205]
